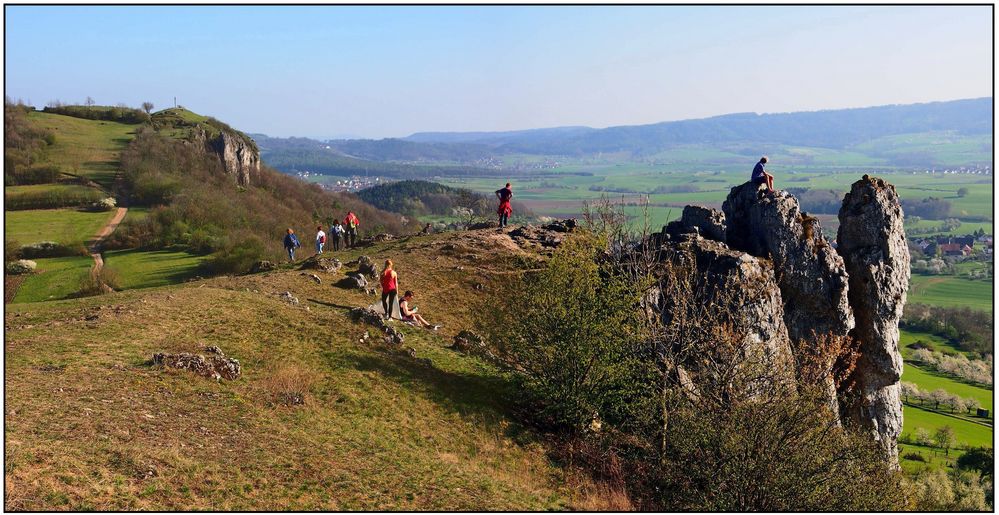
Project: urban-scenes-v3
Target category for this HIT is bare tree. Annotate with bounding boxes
[142,101,154,114]
[85,96,95,107]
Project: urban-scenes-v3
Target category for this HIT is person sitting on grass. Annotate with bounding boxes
[399,290,438,330]
[752,156,775,192]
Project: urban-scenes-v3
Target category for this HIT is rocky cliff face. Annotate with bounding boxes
[645,176,909,461]
[189,127,260,186]
[204,130,260,186]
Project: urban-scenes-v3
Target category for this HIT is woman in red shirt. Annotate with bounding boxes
[380,259,398,320]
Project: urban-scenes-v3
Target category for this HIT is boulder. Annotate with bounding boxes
[300,272,322,284]
[349,307,405,344]
[278,291,299,305]
[5,260,37,275]
[509,219,577,249]
[663,206,727,243]
[357,256,378,278]
[723,181,854,345]
[337,272,368,290]
[249,260,276,274]
[837,175,910,460]
[299,256,342,273]
[152,345,240,381]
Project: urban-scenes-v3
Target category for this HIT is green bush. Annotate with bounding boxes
[76,266,121,297]
[19,241,88,259]
[203,234,268,275]
[6,165,62,185]
[484,231,654,432]
[4,186,105,210]
[42,105,150,124]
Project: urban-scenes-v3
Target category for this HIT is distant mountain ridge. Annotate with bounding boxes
[402,98,992,155]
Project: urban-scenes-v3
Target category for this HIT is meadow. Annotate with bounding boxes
[25,111,137,188]
[908,274,993,312]
[103,248,207,290]
[5,208,116,247]
[10,255,94,303]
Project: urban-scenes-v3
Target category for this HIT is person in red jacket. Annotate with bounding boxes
[495,182,513,228]
[380,259,398,320]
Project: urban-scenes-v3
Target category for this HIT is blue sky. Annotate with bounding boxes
[4,5,992,139]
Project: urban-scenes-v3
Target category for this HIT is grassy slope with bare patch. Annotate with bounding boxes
[4,229,613,511]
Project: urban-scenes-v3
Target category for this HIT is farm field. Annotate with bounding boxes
[901,404,991,448]
[908,274,993,311]
[25,111,137,188]
[436,168,992,228]
[4,208,116,247]
[902,363,992,415]
[899,328,969,358]
[11,255,94,303]
[103,248,207,290]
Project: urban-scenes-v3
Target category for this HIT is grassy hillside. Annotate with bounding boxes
[4,230,613,511]
[24,110,137,187]
[908,275,993,312]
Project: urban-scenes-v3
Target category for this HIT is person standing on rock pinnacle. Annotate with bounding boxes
[283,228,301,262]
[495,182,513,228]
[380,259,399,320]
[752,156,775,192]
[344,211,360,248]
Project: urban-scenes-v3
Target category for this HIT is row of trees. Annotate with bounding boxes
[902,304,993,357]
[909,348,992,386]
[900,382,984,414]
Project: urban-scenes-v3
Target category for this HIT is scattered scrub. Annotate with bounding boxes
[5,164,62,185]
[76,267,121,297]
[42,104,150,124]
[19,241,88,259]
[261,364,317,406]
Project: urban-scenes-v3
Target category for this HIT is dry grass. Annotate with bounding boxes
[3,228,605,511]
[259,364,317,406]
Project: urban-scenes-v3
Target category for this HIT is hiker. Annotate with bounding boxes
[752,156,775,192]
[400,290,438,330]
[421,222,433,235]
[495,182,513,228]
[344,211,360,248]
[380,259,398,320]
[315,225,327,254]
[330,221,345,251]
[283,228,301,262]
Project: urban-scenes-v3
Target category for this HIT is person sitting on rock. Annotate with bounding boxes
[399,290,438,330]
[283,228,301,262]
[380,259,398,320]
[751,156,775,192]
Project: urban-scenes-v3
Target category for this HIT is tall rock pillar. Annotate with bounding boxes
[837,175,910,462]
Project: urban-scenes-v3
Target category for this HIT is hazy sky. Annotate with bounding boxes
[4,5,993,139]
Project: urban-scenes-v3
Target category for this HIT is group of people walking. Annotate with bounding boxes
[283,211,361,262]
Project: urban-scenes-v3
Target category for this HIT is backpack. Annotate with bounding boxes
[319,234,326,244]
[291,234,301,248]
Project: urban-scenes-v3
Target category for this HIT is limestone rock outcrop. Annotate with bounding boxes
[649,234,796,396]
[642,176,908,461]
[152,345,241,381]
[837,175,909,459]
[205,130,259,186]
[723,182,854,345]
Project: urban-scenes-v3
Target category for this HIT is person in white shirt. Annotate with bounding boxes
[315,226,327,254]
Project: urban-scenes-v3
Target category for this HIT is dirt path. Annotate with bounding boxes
[87,207,128,275]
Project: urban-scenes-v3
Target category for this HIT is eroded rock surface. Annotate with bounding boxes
[837,175,910,459]
[723,181,854,344]
[152,345,241,381]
